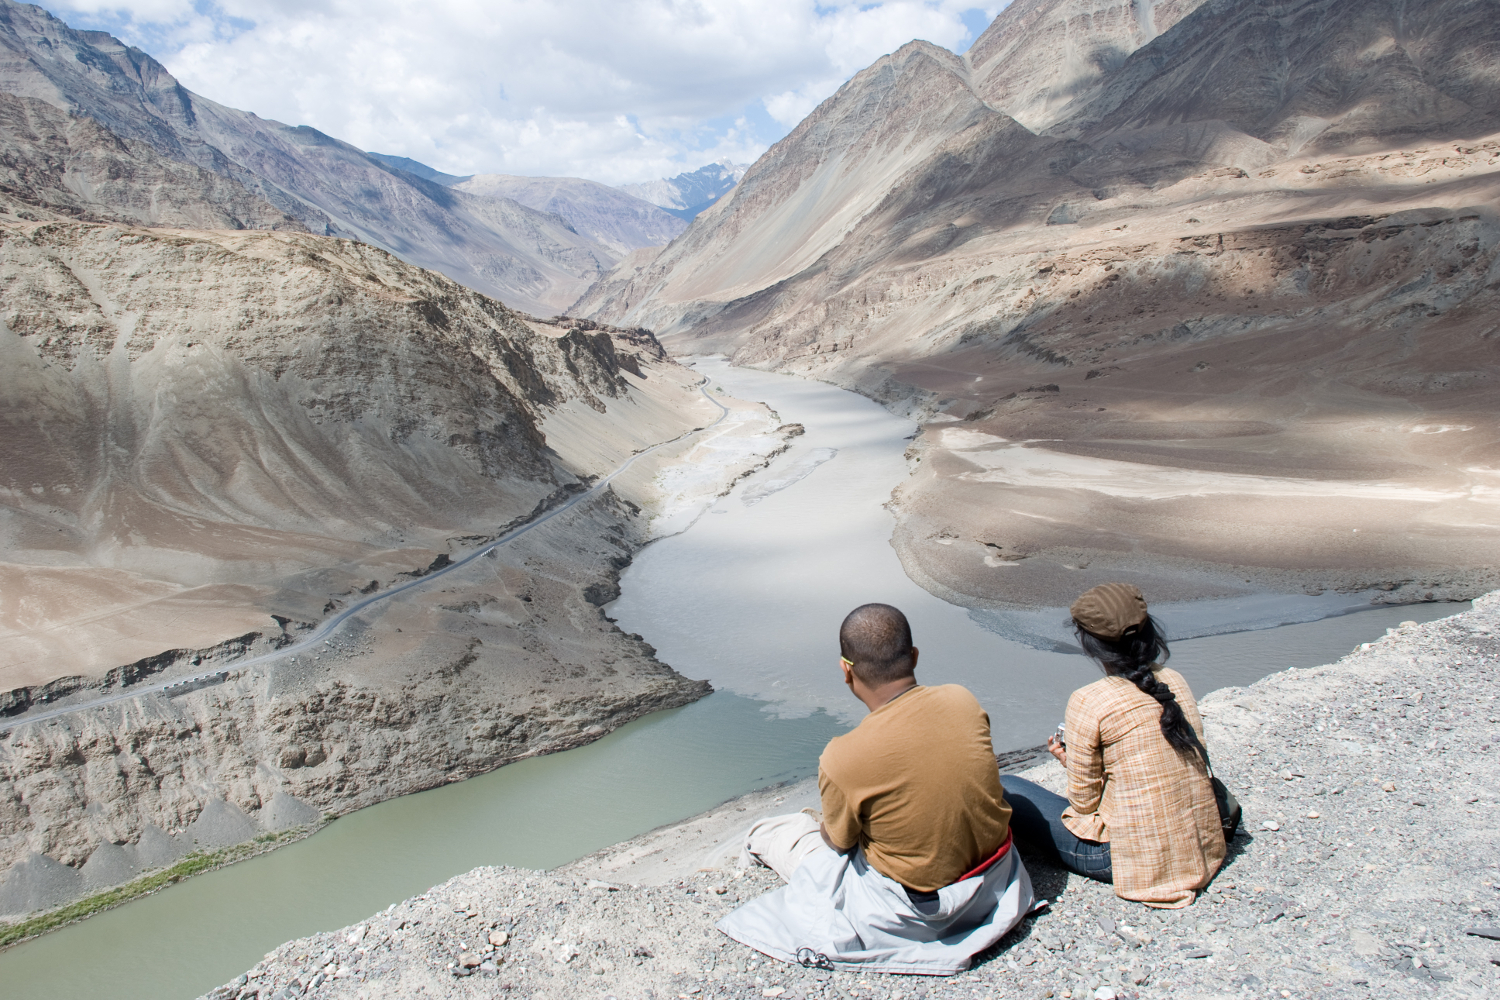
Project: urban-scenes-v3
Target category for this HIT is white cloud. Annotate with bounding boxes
[39,0,1001,185]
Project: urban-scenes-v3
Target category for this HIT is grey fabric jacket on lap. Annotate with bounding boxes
[717,842,1033,975]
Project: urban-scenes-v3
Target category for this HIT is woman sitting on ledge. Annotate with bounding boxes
[1002,582,1225,908]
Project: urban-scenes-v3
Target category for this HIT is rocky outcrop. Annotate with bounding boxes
[0,484,709,917]
[0,0,619,314]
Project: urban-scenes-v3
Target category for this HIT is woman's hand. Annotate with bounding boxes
[1047,734,1068,767]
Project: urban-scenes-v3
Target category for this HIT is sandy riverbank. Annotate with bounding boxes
[216,594,1499,1000]
[885,407,1500,611]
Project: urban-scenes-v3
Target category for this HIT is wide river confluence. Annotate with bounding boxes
[0,360,1465,999]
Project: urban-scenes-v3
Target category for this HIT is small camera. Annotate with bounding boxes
[1054,722,1066,747]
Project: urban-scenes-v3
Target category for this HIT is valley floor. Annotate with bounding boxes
[215,596,1500,1000]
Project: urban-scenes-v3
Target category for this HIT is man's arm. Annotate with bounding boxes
[817,768,861,853]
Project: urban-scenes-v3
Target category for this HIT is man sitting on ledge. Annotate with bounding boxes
[718,603,1034,975]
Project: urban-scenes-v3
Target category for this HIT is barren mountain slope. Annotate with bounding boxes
[572,40,1056,326]
[455,174,685,255]
[0,220,788,919]
[0,91,303,231]
[965,0,1210,132]
[1050,0,1500,153]
[429,186,619,314]
[579,0,1500,608]
[0,220,687,687]
[0,0,616,314]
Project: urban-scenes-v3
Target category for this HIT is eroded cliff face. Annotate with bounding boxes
[577,0,1500,608]
[0,221,748,919]
[0,486,709,917]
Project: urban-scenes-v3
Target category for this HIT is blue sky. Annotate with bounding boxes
[40,1,1007,185]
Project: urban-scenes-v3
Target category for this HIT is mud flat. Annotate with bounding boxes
[211,595,1499,1000]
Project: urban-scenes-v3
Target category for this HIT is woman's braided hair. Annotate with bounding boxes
[1074,614,1207,765]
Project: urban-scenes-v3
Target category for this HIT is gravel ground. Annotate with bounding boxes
[210,594,1500,1000]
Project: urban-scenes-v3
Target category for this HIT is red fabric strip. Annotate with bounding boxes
[954,829,1013,884]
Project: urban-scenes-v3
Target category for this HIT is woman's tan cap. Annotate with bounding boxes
[1070,582,1149,640]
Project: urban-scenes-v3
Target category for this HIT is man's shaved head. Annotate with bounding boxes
[839,603,915,684]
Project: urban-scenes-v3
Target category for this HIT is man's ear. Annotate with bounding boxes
[910,646,919,671]
[840,657,855,686]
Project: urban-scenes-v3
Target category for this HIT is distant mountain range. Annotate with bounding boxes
[620,162,749,221]
[364,155,750,247]
[0,0,626,315]
[0,1,745,316]
[450,174,687,256]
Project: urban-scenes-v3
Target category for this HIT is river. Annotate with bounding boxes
[0,359,1466,999]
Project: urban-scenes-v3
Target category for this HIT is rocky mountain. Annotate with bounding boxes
[964,0,1210,132]
[454,173,685,255]
[0,0,616,315]
[574,39,1053,329]
[365,152,470,187]
[620,161,748,221]
[578,0,1500,609]
[0,0,789,929]
[0,221,670,686]
[0,90,303,230]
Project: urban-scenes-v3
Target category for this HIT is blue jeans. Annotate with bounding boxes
[1001,774,1113,883]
